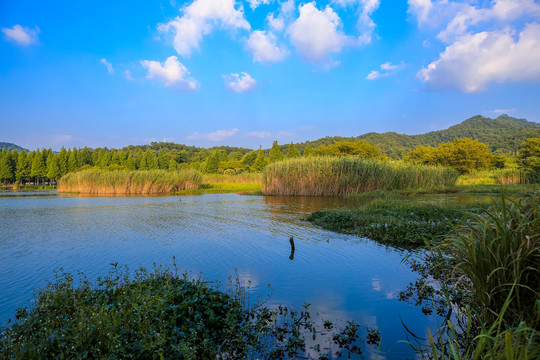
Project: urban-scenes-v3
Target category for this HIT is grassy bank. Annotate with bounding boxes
[178,182,262,195]
[58,169,202,195]
[263,157,458,196]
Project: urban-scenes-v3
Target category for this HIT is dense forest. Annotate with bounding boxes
[1,114,539,185]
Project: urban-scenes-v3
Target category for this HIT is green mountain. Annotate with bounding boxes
[298,115,540,159]
[0,142,28,152]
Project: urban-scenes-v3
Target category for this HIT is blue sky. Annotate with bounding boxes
[1,0,540,151]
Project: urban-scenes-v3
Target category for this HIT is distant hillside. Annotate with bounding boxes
[297,115,540,159]
[0,142,28,152]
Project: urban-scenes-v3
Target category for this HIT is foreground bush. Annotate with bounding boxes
[0,265,371,359]
[58,169,203,194]
[263,157,458,196]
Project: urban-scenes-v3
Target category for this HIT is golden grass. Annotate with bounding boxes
[263,156,458,196]
[58,169,203,195]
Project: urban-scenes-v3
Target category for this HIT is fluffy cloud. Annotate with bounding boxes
[223,72,256,92]
[418,24,540,93]
[100,58,114,74]
[158,0,250,57]
[140,56,198,90]
[267,13,285,32]
[332,0,380,44]
[247,0,271,10]
[366,61,405,80]
[187,128,239,141]
[247,30,288,64]
[1,24,39,46]
[288,2,347,65]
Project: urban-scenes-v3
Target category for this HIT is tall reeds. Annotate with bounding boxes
[263,156,458,196]
[58,169,203,194]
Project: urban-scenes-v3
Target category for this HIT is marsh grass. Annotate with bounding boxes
[0,264,369,359]
[263,157,458,196]
[202,173,262,183]
[307,199,488,246]
[58,169,203,194]
[457,169,530,186]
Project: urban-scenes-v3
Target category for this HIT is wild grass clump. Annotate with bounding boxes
[58,169,203,194]
[263,157,458,196]
[0,264,370,359]
[443,192,540,329]
[306,200,488,246]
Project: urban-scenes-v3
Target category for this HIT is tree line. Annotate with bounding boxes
[1,137,539,185]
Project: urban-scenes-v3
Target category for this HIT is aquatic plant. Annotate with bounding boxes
[57,168,203,194]
[306,200,487,246]
[263,156,458,196]
[0,264,371,359]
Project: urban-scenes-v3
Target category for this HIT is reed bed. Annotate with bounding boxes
[58,169,203,194]
[457,168,530,185]
[263,157,458,196]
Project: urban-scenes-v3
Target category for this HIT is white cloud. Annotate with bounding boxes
[267,13,285,32]
[418,23,540,93]
[247,131,271,138]
[332,0,380,45]
[100,58,114,74]
[247,30,288,63]
[247,0,271,10]
[288,2,347,65]
[366,61,405,80]
[140,56,198,90]
[223,72,257,92]
[1,24,39,46]
[158,0,250,57]
[187,128,239,141]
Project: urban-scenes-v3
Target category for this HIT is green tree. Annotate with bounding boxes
[79,147,92,167]
[241,151,258,167]
[0,150,14,184]
[57,147,68,175]
[168,159,178,171]
[47,153,61,182]
[31,149,47,184]
[269,141,284,162]
[286,142,300,158]
[126,153,136,170]
[67,150,78,173]
[16,150,30,183]
[517,138,540,182]
[157,149,168,169]
[303,145,313,157]
[252,148,268,171]
[315,141,383,159]
[205,150,220,173]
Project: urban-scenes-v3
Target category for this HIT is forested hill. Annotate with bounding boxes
[298,115,540,159]
[0,142,27,152]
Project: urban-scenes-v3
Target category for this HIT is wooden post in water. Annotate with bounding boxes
[289,237,295,260]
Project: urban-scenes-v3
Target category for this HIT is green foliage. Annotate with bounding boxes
[252,149,268,172]
[0,265,370,359]
[517,138,540,182]
[443,192,540,328]
[405,138,495,174]
[204,150,221,173]
[30,149,46,183]
[314,140,384,159]
[46,153,61,181]
[269,140,284,162]
[241,151,258,167]
[0,142,27,152]
[286,142,300,159]
[307,200,487,246]
[263,156,458,196]
[0,150,15,184]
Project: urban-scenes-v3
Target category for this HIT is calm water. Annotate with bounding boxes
[0,190,476,359]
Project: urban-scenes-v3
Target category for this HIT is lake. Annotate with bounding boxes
[0,190,452,359]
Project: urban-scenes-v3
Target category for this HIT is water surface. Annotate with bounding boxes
[1,191,462,358]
